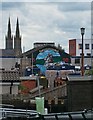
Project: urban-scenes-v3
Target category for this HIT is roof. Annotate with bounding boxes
[0,49,16,58]
[20,45,70,58]
[68,75,93,81]
[0,70,20,81]
[20,76,37,80]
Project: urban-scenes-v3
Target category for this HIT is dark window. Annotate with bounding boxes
[85,44,89,49]
[78,44,82,49]
[75,58,80,64]
[92,44,93,49]
[80,53,84,56]
[87,53,91,56]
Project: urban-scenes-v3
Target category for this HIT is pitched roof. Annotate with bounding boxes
[20,45,70,57]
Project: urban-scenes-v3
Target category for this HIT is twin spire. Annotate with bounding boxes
[6,17,20,41]
[6,17,22,55]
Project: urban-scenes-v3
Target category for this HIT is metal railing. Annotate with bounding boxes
[40,110,93,120]
[0,107,39,120]
[0,107,93,120]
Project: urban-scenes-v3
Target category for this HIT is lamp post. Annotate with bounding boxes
[80,27,85,76]
[36,74,41,97]
[32,53,33,75]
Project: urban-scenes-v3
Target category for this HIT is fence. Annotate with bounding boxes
[0,107,93,120]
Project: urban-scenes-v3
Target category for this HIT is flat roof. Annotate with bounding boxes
[20,76,37,80]
[68,75,93,81]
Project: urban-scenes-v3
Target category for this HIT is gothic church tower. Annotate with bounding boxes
[14,18,22,56]
[5,17,13,49]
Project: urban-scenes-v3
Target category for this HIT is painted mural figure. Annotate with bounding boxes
[44,53,53,66]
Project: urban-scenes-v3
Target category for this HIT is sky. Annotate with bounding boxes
[0,0,92,53]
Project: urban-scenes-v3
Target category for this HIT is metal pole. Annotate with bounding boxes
[81,34,84,76]
[32,53,33,75]
[37,75,41,97]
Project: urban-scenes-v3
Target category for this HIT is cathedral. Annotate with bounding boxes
[0,17,22,70]
[5,17,22,56]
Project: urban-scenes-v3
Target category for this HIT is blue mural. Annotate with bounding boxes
[36,49,61,74]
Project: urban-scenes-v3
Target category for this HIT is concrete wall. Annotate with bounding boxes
[0,58,18,70]
[76,39,91,56]
[67,78,93,111]
[71,57,92,66]
[0,84,19,94]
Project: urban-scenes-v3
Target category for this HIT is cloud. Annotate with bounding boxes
[2,2,23,10]
[2,0,93,2]
[1,2,91,53]
[58,2,91,12]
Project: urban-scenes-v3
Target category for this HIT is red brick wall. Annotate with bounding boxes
[69,39,76,56]
[19,80,36,94]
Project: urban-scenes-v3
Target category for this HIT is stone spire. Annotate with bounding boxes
[14,18,22,55]
[15,17,20,38]
[5,17,13,49]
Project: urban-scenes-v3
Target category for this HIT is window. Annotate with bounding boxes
[87,53,91,56]
[75,58,80,64]
[78,44,82,49]
[80,53,84,56]
[85,44,89,49]
[92,44,93,49]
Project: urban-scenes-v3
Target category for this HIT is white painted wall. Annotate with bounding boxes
[0,58,19,70]
[71,57,92,66]
[0,83,19,94]
[76,39,92,56]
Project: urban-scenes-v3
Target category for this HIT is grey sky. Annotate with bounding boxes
[1,1,91,53]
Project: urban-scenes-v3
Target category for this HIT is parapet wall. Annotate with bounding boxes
[67,76,93,111]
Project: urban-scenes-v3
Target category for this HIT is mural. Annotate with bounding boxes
[36,49,62,74]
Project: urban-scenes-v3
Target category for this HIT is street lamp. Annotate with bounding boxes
[80,27,85,76]
[36,74,41,97]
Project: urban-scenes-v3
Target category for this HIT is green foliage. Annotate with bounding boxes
[18,84,27,90]
[85,69,93,75]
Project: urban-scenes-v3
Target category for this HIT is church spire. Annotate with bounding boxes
[14,17,22,55]
[7,17,11,37]
[5,17,13,49]
[15,17,20,37]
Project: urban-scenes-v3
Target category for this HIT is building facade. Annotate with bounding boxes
[0,70,20,94]
[5,17,22,56]
[69,39,92,66]
[34,42,55,48]
[0,17,22,70]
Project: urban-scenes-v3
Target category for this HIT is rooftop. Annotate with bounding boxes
[68,75,93,81]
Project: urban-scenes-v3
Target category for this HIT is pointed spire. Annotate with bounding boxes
[15,17,20,37]
[6,17,13,49]
[7,17,11,38]
[14,17,22,55]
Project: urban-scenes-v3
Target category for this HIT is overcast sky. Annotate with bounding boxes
[1,0,92,53]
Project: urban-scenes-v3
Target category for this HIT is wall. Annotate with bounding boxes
[76,39,91,56]
[0,84,19,94]
[67,78,93,111]
[20,80,36,94]
[71,57,92,66]
[0,58,18,70]
[69,39,76,56]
